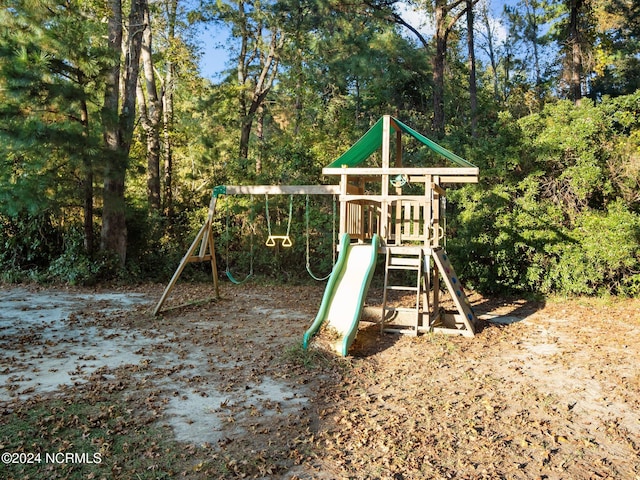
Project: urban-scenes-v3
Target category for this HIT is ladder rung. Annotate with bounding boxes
[389,257,421,267]
[387,265,421,271]
[386,286,419,291]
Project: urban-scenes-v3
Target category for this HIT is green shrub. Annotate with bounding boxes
[545,201,640,296]
[46,227,120,285]
[0,212,63,279]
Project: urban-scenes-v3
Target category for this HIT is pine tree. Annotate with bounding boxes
[0,0,105,254]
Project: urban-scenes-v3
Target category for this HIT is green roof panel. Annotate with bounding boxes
[325,118,384,168]
[325,116,476,169]
[391,118,476,168]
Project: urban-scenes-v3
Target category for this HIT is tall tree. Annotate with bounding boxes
[566,0,585,103]
[101,0,146,264]
[137,0,162,212]
[476,0,501,101]
[364,0,476,134]
[161,0,178,218]
[201,0,284,167]
[235,1,284,164]
[0,0,104,253]
[431,0,475,135]
[550,0,597,102]
[466,0,478,136]
[504,0,555,104]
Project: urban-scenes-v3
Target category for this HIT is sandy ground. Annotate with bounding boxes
[1,282,639,479]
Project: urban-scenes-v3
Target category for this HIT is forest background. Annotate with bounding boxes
[1,0,639,297]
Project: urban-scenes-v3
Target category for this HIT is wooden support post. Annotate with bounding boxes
[339,173,348,241]
[432,256,440,324]
[432,176,441,247]
[381,115,391,242]
[395,128,403,167]
[424,175,432,247]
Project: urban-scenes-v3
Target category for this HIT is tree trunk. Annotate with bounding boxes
[138,0,162,212]
[101,0,145,266]
[239,118,252,160]
[101,0,124,262]
[568,0,583,103]
[162,67,174,219]
[162,0,177,219]
[256,105,264,175]
[80,94,94,255]
[432,0,447,136]
[466,0,478,137]
[431,0,469,136]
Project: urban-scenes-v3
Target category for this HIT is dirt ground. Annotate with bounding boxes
[1,282,639,479]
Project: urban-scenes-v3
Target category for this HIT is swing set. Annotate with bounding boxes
[154,115,481,354]
[153,185,340,315]
[222,193,337,285]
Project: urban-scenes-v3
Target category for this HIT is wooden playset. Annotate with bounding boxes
[154,115,479,346]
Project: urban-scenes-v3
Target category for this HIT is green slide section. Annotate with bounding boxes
[303,233,380,356]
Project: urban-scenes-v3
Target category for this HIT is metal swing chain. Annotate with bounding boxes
[265,194,293,247]
[225,195,254,284]
[305,194,336,281]
[286,194,293,238]
[265,194,272,237]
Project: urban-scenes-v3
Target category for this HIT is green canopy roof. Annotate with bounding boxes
[325,116,476,168]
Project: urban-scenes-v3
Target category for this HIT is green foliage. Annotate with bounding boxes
[0,213,122,285]
[47,228,120,286]
[0,213,63,280]
[545,201,640,296]
[449,93,640,297]
[1,0,639,299]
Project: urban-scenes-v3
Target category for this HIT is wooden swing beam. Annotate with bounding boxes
[152,184,341,316]
[221,185,341,196]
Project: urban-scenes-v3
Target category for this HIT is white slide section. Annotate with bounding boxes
[325,246,374,332]
[303,234,379,356]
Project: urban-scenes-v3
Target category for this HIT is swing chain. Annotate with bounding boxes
[265,194,293,247]
[305,194,336,281]
[225,195,254,284]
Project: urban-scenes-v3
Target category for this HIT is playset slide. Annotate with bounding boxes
[303,233,380,356]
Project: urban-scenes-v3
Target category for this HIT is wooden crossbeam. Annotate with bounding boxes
[322,167,479,177]
[222,185,340,196]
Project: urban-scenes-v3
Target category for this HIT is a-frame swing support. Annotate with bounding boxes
[152,184,340,316]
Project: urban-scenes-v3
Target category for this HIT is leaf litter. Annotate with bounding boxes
[0,283,639,479]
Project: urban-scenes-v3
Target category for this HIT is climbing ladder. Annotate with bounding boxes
[381,247,428,335]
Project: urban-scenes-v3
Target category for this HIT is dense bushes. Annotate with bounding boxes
[449,94,640,296]
[1,94,639,296]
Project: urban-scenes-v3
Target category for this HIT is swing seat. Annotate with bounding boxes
[226,268,252,285]
[266,235,293,247]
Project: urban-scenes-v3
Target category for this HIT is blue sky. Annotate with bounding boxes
[196,24,232,80]
[196,0,509,80]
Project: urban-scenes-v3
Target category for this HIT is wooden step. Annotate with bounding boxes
[383,306,421,313]
[385,285,419,292]
[386,264,421,271]
[389,257,421,265]
[386,246,425,255]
